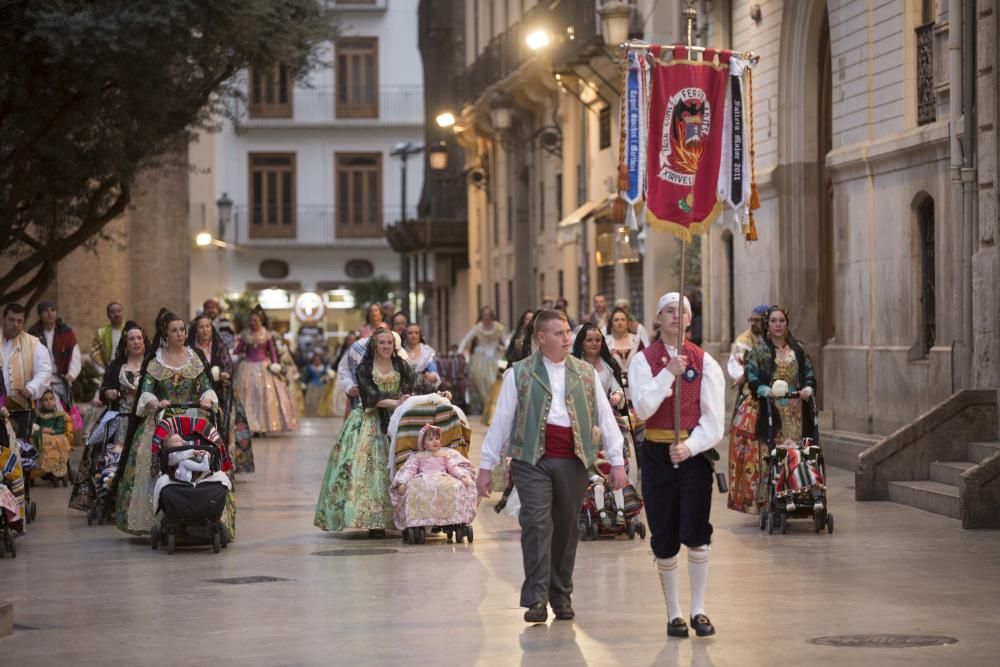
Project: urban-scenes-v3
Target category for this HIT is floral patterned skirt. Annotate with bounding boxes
[389,472,478,529]
[727,397,765,514]
[314,408,394,532]
[234,360,299,433]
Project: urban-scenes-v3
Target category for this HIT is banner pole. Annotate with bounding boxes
[672,1,698,470]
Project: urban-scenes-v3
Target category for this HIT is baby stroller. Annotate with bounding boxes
[387,394,475,545]
[761,393,833,535]
[83,404,125,525]
[4,409,37,526]
[579,451,646,541]
[149,408,233,554]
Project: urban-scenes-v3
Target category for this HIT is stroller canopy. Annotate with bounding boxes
[151,415,232,473]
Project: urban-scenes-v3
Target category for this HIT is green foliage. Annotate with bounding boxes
[222,291,258,332]
[0,0,334,304]
[673,234,702,289]
[350,276,398,312]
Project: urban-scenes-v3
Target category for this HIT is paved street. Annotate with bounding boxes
[2,417,999,666]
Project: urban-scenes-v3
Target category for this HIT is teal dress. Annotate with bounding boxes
[315,359,418,531]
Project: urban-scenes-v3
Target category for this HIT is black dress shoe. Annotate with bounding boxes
[523,602,548,623]
[552,604,575,620]
[667,617,689,638]
[690,614,716,637]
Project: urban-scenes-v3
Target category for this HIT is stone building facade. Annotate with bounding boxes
[442,0,997,438]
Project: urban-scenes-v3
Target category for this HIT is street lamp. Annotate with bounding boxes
[599,2,634,47]
[215,192,233,239]
[196,232,213,247]
[435,111,456,128]
[525,28,552,51]
[428,141,449,171]
[488,91,514,131]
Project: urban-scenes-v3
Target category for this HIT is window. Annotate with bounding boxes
[336,153,382,238]
[249,65,293,118]
[555,172,563,221]
[507,194,513,243]
[494,283,500,321]
[539,272,545,306]
[507,280,513,329]
[557,270,564,301]
[918,197,936,355]
[599,106,612,150]
[248,153,296,238]
[336,38,378,118]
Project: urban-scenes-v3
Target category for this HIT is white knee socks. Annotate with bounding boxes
[657,547,710,622]
[688,546,710,617]
[655,556,683,621]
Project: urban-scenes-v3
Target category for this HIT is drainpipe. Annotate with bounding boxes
[948,1,965,390]
[961,0,977,388]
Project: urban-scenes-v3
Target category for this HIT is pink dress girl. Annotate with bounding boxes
[389,425,478,530]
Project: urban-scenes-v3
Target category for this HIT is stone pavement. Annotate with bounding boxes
[1,417,999,666]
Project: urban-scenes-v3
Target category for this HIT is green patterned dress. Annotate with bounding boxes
[114,348,235,537]
[314,366,401,532]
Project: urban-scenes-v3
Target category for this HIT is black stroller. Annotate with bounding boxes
[149,407,233,554]
[760,393,833,535]
[82,402,126,526]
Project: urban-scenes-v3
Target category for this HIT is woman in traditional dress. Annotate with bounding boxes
[69,321,147,512]
[303,353,330,416]
[232,306,298,434]
[505,310,535,365]
[606,306,644,381]
[458,306,505,415]
[275,333,305,417]
[314,327,423,537]
[110,310,224,535]
[734,306,817,515]
[189,315,254,474]
[358,303,386,339]
[403,322,440,388]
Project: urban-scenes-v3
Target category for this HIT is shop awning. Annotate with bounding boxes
[557,194,616,228]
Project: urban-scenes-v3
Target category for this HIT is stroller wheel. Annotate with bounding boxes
[150,525,159,550]
[453,525,463,544]
[220,525,229,549]
[813,512,824,534]
[766,511,776,534]
[417,527,426,544]
[167,532,176,555]
[826,513,834,534]
[780,514,789,534]
[578,521,588,541]
[626,522,636,540]
[589,521,599,541]
[637,522,646,539]
[402,528,412,544]
[466,525,473,543]
[30,502,36,521]
[759,507,768,531]
[213,530,221,554]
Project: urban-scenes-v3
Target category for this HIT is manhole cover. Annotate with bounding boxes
[12,624,39,631]
[243,504,315,512]
[206,576,292,585]
[311,548,398,556]
[809,634,958,648]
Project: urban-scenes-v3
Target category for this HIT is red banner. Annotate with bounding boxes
[646,54,730,238]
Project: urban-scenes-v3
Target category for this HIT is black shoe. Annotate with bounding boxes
[523,602,548,623]
[552,604,575,621]
[667,617,689,638]
[690,614,716,637]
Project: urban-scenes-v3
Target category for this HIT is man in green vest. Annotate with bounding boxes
[477,309,627,623]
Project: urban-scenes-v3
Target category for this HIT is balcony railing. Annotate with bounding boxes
[230,205,416,247]
[456,0,600,105]
[916,22,935,126]
[231,85,424,128]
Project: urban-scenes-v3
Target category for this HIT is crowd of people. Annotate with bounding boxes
[1,287,821,641]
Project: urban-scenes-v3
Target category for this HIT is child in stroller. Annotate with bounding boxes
[762,388,833,535]
[150,414,233,554]
[2,408,37,527]
[32,388,74,487]
[579,451,646,541]
[387,394,476,544]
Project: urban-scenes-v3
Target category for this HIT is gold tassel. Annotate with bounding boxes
[746,210,759,241]
[613,163,629,224]
[749,180,760,210]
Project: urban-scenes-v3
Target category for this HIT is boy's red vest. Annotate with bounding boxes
[641,339,704,438]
